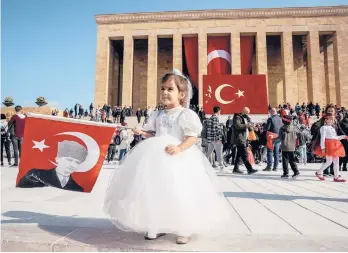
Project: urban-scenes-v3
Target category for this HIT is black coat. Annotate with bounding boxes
[232,114,248,146]
[17,168,84,192]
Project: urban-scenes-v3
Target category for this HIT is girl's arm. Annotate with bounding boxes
[132,128,154,139]
[178,136,198,151]
[165,136,198,155]
[320,127,326,150]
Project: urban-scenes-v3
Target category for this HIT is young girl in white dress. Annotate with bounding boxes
[104,69,232,245]
[315,113,347,182]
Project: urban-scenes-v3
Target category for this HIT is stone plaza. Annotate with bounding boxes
[2,162,348,251]
[94,5,348,110]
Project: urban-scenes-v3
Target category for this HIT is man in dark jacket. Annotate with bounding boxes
[264,108,283,171]
[231,107,258,175]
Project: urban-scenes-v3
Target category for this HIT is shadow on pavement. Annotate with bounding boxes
[1,211,181,250]
[223,191,348,203]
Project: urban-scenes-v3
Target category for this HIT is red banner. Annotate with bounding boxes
[240,36,254,74]
[183,37,198,88]
[203,75,268,114]
[16,114,115,192]
[207,36,231,75]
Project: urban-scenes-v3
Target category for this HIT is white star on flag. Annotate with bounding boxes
[235,89,245,98]
[32,139,49,152]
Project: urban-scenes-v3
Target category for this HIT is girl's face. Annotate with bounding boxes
[160,78,184,109]
[327,107,335,115]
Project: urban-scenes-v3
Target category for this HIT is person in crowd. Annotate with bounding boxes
[136,108,142,124]
[314,113,346,182]
[107,132,117,163]
[264,108,283,171]
[1,114,11,166]
[198,107,206,123]
[279,115,300,179]
[311,104,345,176]
[205,106,225,171]
[315,103,321,119]
[8,105,26,167]
[297,125,310,165]
[339,111,348,171]
[118,128,134,161]
[231,107,258,175]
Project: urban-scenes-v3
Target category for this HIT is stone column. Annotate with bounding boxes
[122,34,134,108]
[281,31,296,105]
[147,34,158,107]
[94,34,110,108]
[198,32,207,107]
[324,39,336,104]
[231,31,241,74]
[173,33,182,72]
[256,32,268,101]
[307,30,325,105]
[333,30,348,107]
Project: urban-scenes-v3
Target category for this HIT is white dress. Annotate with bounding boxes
[104,106,232,236]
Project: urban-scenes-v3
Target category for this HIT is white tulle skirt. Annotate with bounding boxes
[104,135,233,236]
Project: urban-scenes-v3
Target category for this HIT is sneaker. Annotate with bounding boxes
[248,169,258,175]
[281,174,289,179]
[212,164,218,168]
[333,177,346,182]
[10,164,18,167]
[292,172,300,178]
[272,168,277,171]
[263,166,272,171]
[232,169,244,174]
[315,172,325,181]
[176,236,190,244]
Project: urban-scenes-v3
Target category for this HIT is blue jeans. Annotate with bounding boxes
[119,149,127,161]
[267,140,281,169]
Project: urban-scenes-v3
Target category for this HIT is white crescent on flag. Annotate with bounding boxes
[207,50,231,65]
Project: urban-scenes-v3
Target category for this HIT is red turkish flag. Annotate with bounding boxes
[16,114,116,192]
[266,131,279,150]
[207,36,231,75]
[203,75,268,114]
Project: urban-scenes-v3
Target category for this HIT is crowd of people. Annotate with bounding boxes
[199,103,347,182]
[2,100,348,181]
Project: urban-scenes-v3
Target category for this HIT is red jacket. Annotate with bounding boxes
[8,114,26,138]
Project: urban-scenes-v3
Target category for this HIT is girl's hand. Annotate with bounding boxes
[165,145,182,155]
[132,128,142,135]
[337,135,348,140]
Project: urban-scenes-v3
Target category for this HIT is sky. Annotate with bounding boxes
[2,0,348,110]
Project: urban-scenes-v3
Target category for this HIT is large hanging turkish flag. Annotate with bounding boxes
[203,75,268,114]
[207,36,231,75]
[16,114,116,192]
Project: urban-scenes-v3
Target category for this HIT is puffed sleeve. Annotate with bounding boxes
[142,111,160,132]
[178,109,203,137]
